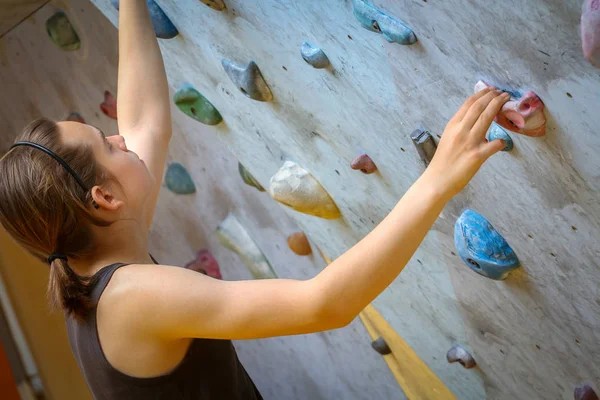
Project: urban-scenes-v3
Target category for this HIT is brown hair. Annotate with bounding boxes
[0,118,111,320]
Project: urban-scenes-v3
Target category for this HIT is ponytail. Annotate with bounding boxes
[48,258,93,321]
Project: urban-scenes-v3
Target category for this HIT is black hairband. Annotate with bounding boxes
[10,141,90,192]
[47,253,68,264]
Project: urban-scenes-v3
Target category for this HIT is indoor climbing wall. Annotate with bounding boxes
[89,1,600,399]
[0,1,404,399]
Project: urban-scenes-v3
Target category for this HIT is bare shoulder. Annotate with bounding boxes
[98,263,211,336]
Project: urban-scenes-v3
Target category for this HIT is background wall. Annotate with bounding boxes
[83,0,600,399]
[0,0,404,399]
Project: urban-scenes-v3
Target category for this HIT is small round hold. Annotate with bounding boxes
[371,337,392,355]
[66,112,85,123]
[350,154,378,174]
[575,385,599,400]
[446,345,477,369]
[487,123,514,151]
[287,232,312,256]
[300,42,330,69]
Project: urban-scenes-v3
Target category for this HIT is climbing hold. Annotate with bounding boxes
[46,11,80,51]
[487,123,514,152]
[446,345,477,369]
[100,91,118,120]
[410,129,437,166]
[474,80,546,137]
[454,209,520,280]
[371,337,392,355]
[174,84,222,125]
[199,0,226,11]
[269,161,341,219]
[66,113,85,123]
[287,232,312,256]
[352,0,417,45]
[350,154,378,174]
[184,249,222,280]
[300,42,330,69]
[581,0,600,68]
[575,385,599,400]
[111,0,178,39]
[221,59,273,102]
[238,163,265,192]
[216,213,277,279]
[165,162,196,194]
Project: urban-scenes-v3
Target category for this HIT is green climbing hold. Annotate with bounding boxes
[46,11,80,51]
[238,163,265,192]
[165,162,196,194]
[174,84,222,125]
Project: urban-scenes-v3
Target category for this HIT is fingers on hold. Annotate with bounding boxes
[453,87,495,121]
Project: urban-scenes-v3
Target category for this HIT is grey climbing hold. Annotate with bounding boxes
[301,42,330,69]
[221,59,273,102]
[352,0,417,45]
[410,129,437,166]
[112,0,179,39]
[487,123,514,152]
[199,0,226,11]
[371,337,392,355]
[216,213,278,279]
[446,345,477,369]
[165,162,196,194]
[575,385,599,400]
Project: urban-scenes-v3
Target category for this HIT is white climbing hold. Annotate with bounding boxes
[268,161,341,219]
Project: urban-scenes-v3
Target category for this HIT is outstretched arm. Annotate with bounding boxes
[112,88,509,341]
[117,0,172,229]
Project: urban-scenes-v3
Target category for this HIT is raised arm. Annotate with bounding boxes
[110,88,509,341]
[117,0,172,228]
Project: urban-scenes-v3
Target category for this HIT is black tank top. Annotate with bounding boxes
[65,263,263,400]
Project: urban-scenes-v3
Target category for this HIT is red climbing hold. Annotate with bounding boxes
[184,249,222,280]
[350,154,378,174]
[100,91,118,120]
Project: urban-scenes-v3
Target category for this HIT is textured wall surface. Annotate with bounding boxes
[0,1,402,399]
[84,0,600,399]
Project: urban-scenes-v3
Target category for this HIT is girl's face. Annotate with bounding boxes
[57,121,154,218]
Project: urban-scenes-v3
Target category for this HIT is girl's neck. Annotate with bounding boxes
[73,219,152,277]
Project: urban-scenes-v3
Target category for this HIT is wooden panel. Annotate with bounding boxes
[89,0,600,398]
[0,339,20,400]
[0,1,403,399]
[0,0,47,37]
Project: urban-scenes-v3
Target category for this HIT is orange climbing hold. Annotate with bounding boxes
[287,232,312,256]
[100,91,118,120]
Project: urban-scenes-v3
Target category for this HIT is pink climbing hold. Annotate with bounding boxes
[184,249,222,280]
[474,80,546,137]
[350,154,378,174]
[100,91,118,120]
[582,0,600,68]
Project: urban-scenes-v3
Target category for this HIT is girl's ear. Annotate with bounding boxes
[90,185,125,211]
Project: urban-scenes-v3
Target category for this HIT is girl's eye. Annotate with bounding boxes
[107,141,113,151]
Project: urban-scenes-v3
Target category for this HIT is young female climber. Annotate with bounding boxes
[0,1,510,399]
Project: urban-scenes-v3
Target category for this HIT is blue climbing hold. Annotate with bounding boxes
[487,123,514,152]
[454,210,520,280]
[165,162,196,194]
[352,0,417,45]
[301,42,330,69]
[112,0,178,39]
